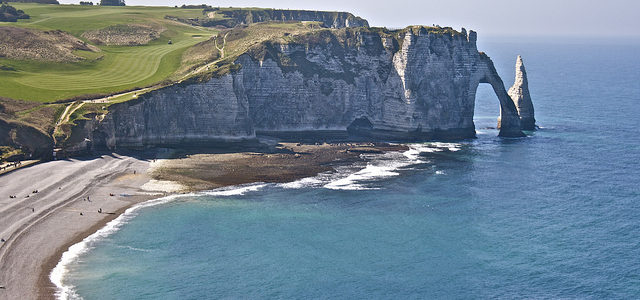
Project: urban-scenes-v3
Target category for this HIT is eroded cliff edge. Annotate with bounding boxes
[87,26,525,150]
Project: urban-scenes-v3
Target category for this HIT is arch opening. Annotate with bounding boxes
[473,83,501,132]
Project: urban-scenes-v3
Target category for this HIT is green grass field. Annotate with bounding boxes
[0,3,217,102]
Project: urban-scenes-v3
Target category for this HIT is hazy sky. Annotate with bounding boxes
[60,0,639,38]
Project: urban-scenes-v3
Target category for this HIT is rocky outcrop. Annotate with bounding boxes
[0,119,53,159]
[90,26,524,149]
[508,55,536,130]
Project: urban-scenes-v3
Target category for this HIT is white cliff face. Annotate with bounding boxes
[94,27,524,148]
[508,55,536,130]
[96,75,254,149]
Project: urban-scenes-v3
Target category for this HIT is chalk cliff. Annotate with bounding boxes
[508,55,536,130]
[90,26,524,149]
[170,9,369,29]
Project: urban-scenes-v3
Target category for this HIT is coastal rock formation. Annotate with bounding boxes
[508,55,536,130]
[169,9,369,29]
[91,26,524,149]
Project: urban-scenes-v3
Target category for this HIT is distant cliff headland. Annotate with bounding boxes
[0,3,534,161]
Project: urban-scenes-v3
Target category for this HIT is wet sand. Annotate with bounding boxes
[0,143,405,299]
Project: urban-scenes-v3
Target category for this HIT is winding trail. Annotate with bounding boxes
[215,32,229,59]
[53,102,85,145]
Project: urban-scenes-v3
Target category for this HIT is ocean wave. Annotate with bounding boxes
[279,176,325,189]
[429,142,463,152]
[282,143,461,191]
[202,183,267,196]
[50,193,193,300]
[115,245,153,253]
[324,147,427,190]
[324,163,402,190]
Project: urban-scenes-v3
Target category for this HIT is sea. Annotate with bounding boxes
[53,37,640,299]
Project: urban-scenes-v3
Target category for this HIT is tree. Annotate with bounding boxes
[100,0,124,6]
[0,4,30,22]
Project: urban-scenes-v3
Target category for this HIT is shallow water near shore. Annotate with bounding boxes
[59,40,640,298]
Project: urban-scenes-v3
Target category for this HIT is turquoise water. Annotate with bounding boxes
[61,40,640,299]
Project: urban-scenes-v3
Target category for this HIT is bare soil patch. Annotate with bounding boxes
[81,24,166,46]
[0,26,99,62]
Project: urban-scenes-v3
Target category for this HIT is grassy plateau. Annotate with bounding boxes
[0,3,217,102]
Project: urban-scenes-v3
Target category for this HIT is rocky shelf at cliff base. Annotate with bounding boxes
[66,26,533,152]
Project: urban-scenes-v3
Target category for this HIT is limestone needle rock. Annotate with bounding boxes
[508,55,536,130]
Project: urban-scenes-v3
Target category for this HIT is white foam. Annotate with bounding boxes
[116,245,153,253]
[403,144,440,160]
[279,143,465,191]
[429,142,463,152]
[50,193,193,300]
[202,183,267,196]
[324,151,420,191]
[279,177,324,189]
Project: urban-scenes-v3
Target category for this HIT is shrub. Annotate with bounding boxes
[100,0,125,6]
[0,4,30,22]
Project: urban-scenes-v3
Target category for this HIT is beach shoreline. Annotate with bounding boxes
[38,203,135,299]
[0,142,406,299]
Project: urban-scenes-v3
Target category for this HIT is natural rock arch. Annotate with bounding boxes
[476,54,525,137]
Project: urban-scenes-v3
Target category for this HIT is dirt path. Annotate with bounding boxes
[215,32,229,58]
[53,102,85,145]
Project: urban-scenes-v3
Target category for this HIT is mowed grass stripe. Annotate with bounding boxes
[19,47,167,87]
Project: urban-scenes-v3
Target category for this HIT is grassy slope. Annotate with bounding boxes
[0,3,216,102]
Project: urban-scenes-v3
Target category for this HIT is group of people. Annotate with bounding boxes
[8,189,38,199]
